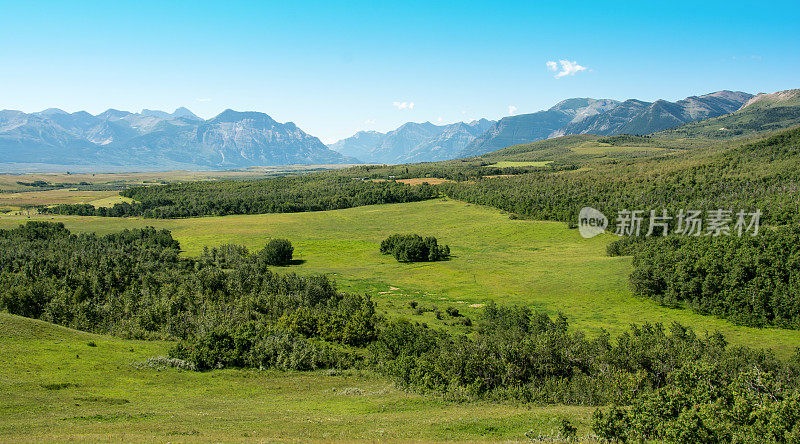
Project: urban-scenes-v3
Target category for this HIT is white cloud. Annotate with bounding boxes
[436,116,443,123]
[546,59,588,78]
[196,98,211,102]
[364,118,376,124]
[392,101,415,110]
[508,105,518,115]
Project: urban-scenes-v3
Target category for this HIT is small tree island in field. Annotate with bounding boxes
[259,238,294,265]
[380,234,450,262]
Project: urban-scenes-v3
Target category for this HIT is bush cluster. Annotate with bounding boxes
[0,222,374,366]
[379,234,450,262]
[259,238,294,266]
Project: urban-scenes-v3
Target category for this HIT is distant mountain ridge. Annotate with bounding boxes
[0,108,353,171]
[458,91,753,157]
[656,89,800,139]
[4,89,790,172]
[329,118,494,163]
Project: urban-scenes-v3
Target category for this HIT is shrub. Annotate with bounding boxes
[259,238,294,266]
[379,234,449,262]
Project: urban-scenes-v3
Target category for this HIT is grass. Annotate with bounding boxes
[0,311,595,442]
[0,164,358,192]
[0,189,132,209]
[2,198,799,356]
[478,135,682,164]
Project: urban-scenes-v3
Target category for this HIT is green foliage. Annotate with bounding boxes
[200,244,250,268]
[0,222,377,369]
[606,235,652,257]
[169,323,359,371]
[259,238,293,266]
[42,174,440,218]
[558,419,578,440]
[439,127,800,227]
[597,134,654,146]
[368,302,797,405]
[379,234,450,262]
[592,361,800,442]
[629,226,800,329]
[445,306,460,317]
[3,222,800,439]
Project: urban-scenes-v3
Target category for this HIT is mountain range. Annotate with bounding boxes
[328,119,494,164]
[4,89,796,172]
[0,108,352,171]
[456,91,753,157]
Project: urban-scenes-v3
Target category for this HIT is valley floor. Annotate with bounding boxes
[2,198,800,442]
[2,198,798,356]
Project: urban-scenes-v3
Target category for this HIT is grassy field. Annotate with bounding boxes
[0,312,595,442]
[0,164,358,192]
[478,134,683,164]
[2,198,798,356]
[0,189,132,210]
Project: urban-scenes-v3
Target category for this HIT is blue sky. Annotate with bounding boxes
[1,1,798,143]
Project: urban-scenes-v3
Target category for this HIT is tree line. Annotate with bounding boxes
[41,174,441,218]
[618,225,800,329]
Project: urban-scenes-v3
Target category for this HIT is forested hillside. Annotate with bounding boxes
[441,126,800,226]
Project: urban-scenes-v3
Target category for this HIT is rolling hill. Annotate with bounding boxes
[658,89,800,139]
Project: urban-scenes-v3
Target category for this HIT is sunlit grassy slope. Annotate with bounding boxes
[0,312,595,442]
[2,198,798,357]
[0,189,132,210]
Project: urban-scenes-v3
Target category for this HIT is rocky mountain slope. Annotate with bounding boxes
[459,91,753,157]
[0,108,353,171]
[329,119,493,164]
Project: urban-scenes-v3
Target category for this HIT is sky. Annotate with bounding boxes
[1,1,798,144]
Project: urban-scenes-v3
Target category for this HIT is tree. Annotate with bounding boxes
[379,234,450,262]
[259,238,294,266]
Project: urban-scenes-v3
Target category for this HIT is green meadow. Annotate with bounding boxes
[0,312,595,442]
[2,198,798,356]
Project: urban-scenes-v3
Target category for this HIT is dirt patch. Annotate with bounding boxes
[396,178,451,186]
